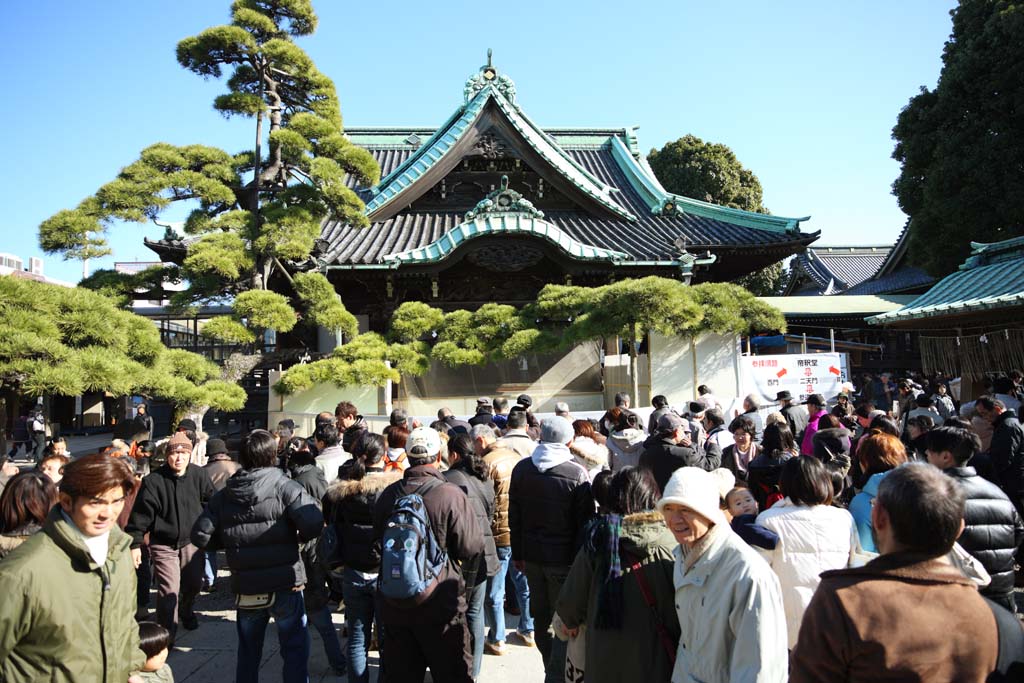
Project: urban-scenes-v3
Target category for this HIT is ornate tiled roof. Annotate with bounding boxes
[785,246,892,295]
[870,237,1024,324]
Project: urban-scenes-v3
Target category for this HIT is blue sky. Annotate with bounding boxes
[3,0,957,284]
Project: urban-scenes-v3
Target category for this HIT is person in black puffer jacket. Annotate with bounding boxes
[322,434,401,683]
[509,417,594,681]
[446,431,499,680]
[283,437,345,675]
[191,429,323,683]
[926,426,1024,611]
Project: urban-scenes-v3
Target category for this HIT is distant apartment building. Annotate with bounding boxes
[0,253,74,287]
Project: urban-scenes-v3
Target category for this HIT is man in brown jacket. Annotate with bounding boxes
[474,424,525,655]
[791,462,1001,682]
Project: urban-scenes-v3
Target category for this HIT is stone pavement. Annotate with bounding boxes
[162,568,545,682]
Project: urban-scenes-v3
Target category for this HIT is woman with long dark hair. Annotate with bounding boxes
[755,456,861,649]
[555,467,680,682]
[746,423,797,510]
[445,430,498,680]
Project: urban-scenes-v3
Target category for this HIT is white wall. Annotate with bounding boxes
[649,332,741,411]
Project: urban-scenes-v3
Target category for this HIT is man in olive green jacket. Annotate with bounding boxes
[0,454,146,682]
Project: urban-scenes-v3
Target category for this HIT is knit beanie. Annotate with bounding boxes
[656,467,731,525]
[167,432,193,454]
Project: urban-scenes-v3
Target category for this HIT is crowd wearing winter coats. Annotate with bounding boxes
[4,383,1024,683]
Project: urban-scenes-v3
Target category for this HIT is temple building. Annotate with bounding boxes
[312,57,819,331]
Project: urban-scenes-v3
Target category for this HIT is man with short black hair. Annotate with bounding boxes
[977,395,1024,518]
[648,395,670,435]
[791,462,1003,682]
[314,422,349,485]
[373,427,484,682]
[926,426,1024,611]
[492,396,510,429]
[191,429,324,683]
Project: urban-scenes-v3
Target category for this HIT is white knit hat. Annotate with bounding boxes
[656,467,734,525]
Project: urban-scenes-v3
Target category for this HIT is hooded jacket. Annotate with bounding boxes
[190,466,323,594]
[556,511,680,683]
[607,428,646,471]
[640,436,709,493]
[0,506,145,683]
[755,498,861,648]
[509,443,594,566]
[494,430,537,459]
[126,463,215,549]
[569,436,609,482]
[323,469,402,571]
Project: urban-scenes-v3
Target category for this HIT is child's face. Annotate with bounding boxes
[40,459,63,483]
[143,647,169,672]
[727,489,758,518]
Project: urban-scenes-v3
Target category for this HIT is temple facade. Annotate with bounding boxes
[310,58,819,332]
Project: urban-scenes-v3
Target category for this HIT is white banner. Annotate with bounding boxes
[741,353,846,405]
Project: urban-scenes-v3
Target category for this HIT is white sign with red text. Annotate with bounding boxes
[741,353,846,405]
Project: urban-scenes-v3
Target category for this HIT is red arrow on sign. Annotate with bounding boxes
[828,366,841,376]
[776,368,788,378]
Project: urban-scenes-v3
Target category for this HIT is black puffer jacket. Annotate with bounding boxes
[127,464,214,549]
[323,468,402,572]
[191,466,323,594]
[445,465,498,587]
[509,445,595,566]
[991,410,1024,501]
[945,466,1024,601]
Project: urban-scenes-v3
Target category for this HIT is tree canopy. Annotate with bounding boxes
[647,135,786,295]
[891,1,1024,276]
[0,277,245,414]
[39,0,376,344]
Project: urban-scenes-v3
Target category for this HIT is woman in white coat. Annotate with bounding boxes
[657,467,788,683]
[755,455,864,649]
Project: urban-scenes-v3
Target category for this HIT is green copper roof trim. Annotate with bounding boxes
[361,77,635,222]
[380,214,630,265]
[364,91,490,214]
[607,135,809,234]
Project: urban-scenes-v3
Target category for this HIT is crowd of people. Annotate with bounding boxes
[1,383,1024,682]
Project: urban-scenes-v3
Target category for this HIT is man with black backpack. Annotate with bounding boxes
[373,426,484,682]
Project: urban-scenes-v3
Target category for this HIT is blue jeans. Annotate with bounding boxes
[467,579,487,678]
[486,546,511,643]
[307,605,346,672]
[236,589,310,683]
[204,550,217,587]
[509,561,535,634]
[341,567,377,683]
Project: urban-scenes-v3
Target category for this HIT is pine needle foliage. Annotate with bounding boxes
[0,277,245,412]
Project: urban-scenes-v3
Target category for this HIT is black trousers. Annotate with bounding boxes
[380,613,473,683]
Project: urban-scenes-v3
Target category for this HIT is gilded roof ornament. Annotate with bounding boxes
[465,175,544,220]
[464,49,517,103]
